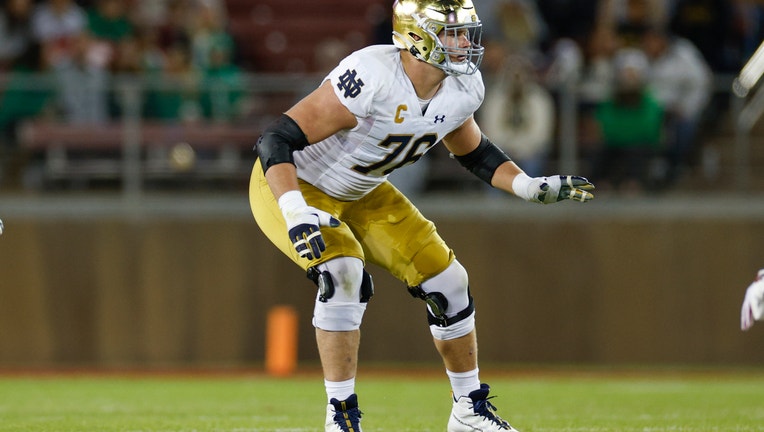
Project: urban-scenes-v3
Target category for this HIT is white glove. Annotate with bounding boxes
[512,173,595,204]
[741,269,764,330]
[278,190,340,260]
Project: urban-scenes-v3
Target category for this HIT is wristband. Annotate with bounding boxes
[278,190,308,216]
[511,173,535,201]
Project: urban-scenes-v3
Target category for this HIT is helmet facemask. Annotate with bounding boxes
[419,17,483,75]
[393,0,484,76]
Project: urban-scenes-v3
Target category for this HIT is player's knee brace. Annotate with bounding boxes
[307,257,374,331]
[408,260,475,341]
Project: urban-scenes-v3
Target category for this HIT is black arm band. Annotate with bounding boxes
[453,135,512,185]
[255,114,310,173]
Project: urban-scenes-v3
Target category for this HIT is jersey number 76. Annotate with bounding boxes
[352,133,438,176]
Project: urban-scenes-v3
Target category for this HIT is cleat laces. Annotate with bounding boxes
[330,397,363,432]
[472,395,512,429]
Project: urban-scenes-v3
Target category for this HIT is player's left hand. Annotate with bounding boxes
[741,269,764,330]
[538,175,595,203]
[515,174,595,204]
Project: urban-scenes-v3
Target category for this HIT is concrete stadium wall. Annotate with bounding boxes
[1,197,764,368]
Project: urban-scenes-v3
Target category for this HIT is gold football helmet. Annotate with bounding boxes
[392,0,484,76]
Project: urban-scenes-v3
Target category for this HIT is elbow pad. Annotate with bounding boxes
[453,135,512,185]
[255,114,310,173]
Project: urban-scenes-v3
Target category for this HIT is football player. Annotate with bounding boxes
[249,0,595,430]
[741,269,764,331]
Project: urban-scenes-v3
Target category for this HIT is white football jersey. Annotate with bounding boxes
[294,45,485,201]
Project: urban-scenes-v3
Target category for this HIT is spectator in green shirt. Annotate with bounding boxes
[0,42,53,140]
[144,40,201,123]
[592,47,665,193]
[199,41,245,121]
[86,0,132,43]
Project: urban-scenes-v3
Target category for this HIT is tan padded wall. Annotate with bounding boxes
[1,214,763,367]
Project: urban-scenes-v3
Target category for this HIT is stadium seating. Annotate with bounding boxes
[18,121,260,187]
[225,0,388,73]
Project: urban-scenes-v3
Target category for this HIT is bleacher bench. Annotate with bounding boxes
[18,121,261,186]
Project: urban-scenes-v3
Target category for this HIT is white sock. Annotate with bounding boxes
[447,368,480,400]
[325,377,355,403]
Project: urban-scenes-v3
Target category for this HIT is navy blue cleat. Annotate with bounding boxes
[325,393,363,432]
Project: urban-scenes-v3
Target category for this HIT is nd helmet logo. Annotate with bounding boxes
[337,69,365,98]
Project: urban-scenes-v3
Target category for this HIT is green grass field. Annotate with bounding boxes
[1,368,764,431]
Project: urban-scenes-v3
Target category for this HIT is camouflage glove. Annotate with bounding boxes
[512,173,595,204]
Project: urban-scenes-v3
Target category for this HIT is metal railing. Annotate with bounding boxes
[0,70,755,197]
[1,72,323,197]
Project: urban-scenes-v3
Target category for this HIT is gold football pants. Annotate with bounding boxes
[249,161,455,287]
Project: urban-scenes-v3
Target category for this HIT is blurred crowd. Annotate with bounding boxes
[472,0,764,194]
[0,0,245,141]
[1,0,763,194]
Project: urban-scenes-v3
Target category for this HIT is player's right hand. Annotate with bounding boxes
[741,269,764,330]
[278,190,340,260]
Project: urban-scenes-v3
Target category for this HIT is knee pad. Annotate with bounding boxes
[307,257,373,331]
[408,259,475,340]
